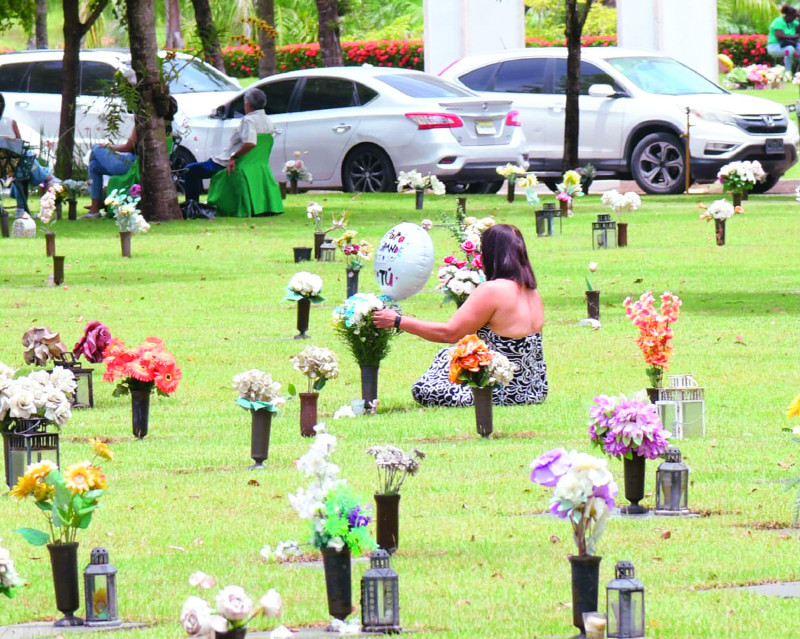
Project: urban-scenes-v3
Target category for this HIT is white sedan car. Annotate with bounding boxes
[178,66,528,193]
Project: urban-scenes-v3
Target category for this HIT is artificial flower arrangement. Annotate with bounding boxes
[556,169,584,206]
[332,294,399,367]
[11,438,113,546]
[585,261,598,291]
[366,445,425,495]
[0,540,23,598]
[396,169,445,194]
[698,199,743,221]
[104,185,150,234]
[448,334,516,389]
[496,162,527,184]
[519,172,541,205]
[588,390,670,460]
[38,185,59,225]
[284,272,325,303]
[530,448,617,556]
[180,570,283,638]
[306,202,349,234]
[436,213,494,305]
[623,291,682,388]
[233,369,286,413]
[717,160,766,195]
[61,179,88,202]
[724,63,788,90]
[284,151,312,183]
[102,336,182,396]
[22,326,67,366]
[289,346,340,394]
[334,230,373,272]
[73,321,113,364]
[601,189,641,215]
[0,362,76,431]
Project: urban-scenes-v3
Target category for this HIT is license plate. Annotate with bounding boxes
[475,119,496,135]
[765,138,784,154]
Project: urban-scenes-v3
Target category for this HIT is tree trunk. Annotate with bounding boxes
[315,0,342,67]
[562,0,593,172]
[35,0,47,48]
[256,0,276,77]
[191,0,225,72]
[126,0,182,221]
[165,0,184,49]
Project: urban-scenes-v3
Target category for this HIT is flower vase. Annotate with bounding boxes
[568,554,602,636]
[621,454,648,515]
[374,493,401,553]
[585,290,600,321]
[214,627,247,639]
[279,181,287,199]
[290,178,298,195]
[249,409,272,469]
[714,219,726,246]
[299,392,318,437]
[314,232,326,261]
[360,365,379,411]
[52,255,65,285]
[346,268,359,298]
[321,546,352,621]
[645,387,660,404]
[48,542,84,627]
[732,192,742,208]
[506,180,515,203]
[55,200,63,221]
[415,189,424,210]
[68,199,77,221]
[120,231,132,258]
[560,198,570,216]
[45,231,55,257]
[131,388,151,439]
[617,222,628,248]
[295,297,311,339]
[472,386,493,437]
[742,191,749,201]
[0,209,9,238]
[293,247,312,263]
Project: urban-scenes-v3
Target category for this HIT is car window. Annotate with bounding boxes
[296,78,357,112]
[28,60,63,94]
[260,79,299,115]
[458,63,501,91]
[81,61,117,97]
[553,60,622,95]
[165,58,240,94]
[0,62,30,92]
[607,56,726,95]
[356,82,378,105]
[494,59,548,94]
[375,73,473,98]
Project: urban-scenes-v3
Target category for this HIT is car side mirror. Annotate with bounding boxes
[212,105,225,119]
[588,83,618,98]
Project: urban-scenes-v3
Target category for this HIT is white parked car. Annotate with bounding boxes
[440,47,799,193]
[180,66,528,193]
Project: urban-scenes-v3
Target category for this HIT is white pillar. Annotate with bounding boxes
[423,0,525,77]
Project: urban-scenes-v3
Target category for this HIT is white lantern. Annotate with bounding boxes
[655,374,705,439]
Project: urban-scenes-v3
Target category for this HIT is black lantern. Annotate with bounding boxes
[592,213,617,249]
[2,418,60,489]
[54,352,94,409]
[606,561,645,639]
[320,239,337,262]
[535,202,562,237]
[655,446,690,516]
[84,547,120,627]
[360,549,400,634]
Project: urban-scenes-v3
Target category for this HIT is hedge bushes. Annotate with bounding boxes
[717,35,770,67]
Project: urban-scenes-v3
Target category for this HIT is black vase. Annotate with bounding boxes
[346,268,359,298]
[214,627,247,639]
[314,232,325,260]
[48,542,83,627]
[374,493,400,553]
[621,454,647,515]
[68,199,77,221]
[295,297,311,339]
[569,554,602,636]
[360,365,379,410]
[293,247,312,263]
[321,546,352,621]
[131,388,151,439]
[617,222,628,248]
[472,386,493,437]
[249,409,272,469]
[645,387,660,404]
[585,290,600,320]
[415,190,424,210]
[506,180,515,203]
[0,209,9,238]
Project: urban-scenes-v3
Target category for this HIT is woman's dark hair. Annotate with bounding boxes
[782,4,797,17]
[0,94,5,118]
[481,223,537,289]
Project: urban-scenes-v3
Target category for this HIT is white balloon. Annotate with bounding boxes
[374,222,435,300]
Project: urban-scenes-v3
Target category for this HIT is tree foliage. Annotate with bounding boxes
[717,0,779,35]
[0,0,34,34]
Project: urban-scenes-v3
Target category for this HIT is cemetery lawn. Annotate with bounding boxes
[0,190,797,638]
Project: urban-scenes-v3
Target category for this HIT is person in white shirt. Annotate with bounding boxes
[182,88,272,204]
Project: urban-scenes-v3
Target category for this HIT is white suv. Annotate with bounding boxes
[441,47,799,194]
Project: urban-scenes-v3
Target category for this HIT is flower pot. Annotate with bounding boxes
[506,180,515,203]
[617,221,628,248]
[360,365,379,410]
[120,231,132,258]
[472,386,493,437]
[48,542,84,627]
[645,387,660,404]
[374,493,401,553]
[131,388,151,439]
[415,189,424,210]
[293,247,312,263]
[214,627,247,639]
[714,219,726,246]
[314,231,326,260]
[0,209,9,238]
[279,181,287,200]
[560,198,570,216]
[321,546,352,621]
[53,255,65,286]
[732,192,742,208]
[346,268,359,298]
[55,200,63,221]
[45,231,56,257]
[568,554,602,636]
[68,199,77,221]
[290,178,298,195]
[295,297,311,339]
[249,409,272,469]
[299,392,319,438]
[585,290,600,321]
[621,454,647,515]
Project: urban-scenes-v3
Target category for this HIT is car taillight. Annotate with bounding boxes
[405,113,464,129]
[505,110,521,127]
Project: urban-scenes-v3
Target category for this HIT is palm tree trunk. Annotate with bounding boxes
[191,0,225,72]
[257,0,276,77]
[315,0,342,67]
[563,0,594,172]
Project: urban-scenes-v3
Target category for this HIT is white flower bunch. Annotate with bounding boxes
[260,539,303,562]
[701,199,739,220]
[290,346,339,386]
[233,369,286,408]
[288,272,323,298]
[437,266,483,301]
[0,366,75,429]
[396,170,445,195]
[104,188,148,233]
[0,541,23,595]
[462,215,495,250]
[487,351,517,387]
[601,189,641,214]
[332,293,386,332]
[717,160,766,188]
[496,162,527,180]
[38,186,57,225]
[284,153,312,182]
[288,425,343,524]
[366,445,425,494]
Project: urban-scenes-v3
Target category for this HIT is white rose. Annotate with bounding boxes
[50,367,77,397]
[188,571,216,589]
[215,585,253,621]
[259,588,282,618]
[181,596,214,636]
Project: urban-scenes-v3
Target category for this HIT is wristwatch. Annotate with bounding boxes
[393,314,402,330]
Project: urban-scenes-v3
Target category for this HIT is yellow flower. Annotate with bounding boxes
[787,395,800,418]
[563,170,581,187]
[89,438,114,462]
[88,467,108,491]
[64,461,93,494]
[10,473,37,499]
[26,459,57,481]
[33,481,55,502]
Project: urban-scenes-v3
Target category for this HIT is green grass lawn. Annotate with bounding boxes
[0,190,797,638]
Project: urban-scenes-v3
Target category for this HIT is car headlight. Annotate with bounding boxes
[689,108,737,127]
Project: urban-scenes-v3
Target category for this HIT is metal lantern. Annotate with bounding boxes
[655,446,690,516]
[54,352,94,409]
[606,560,645,639]
[84,547,120,627]
[360,549,400,634]
[535,202,562,237]
[320,238,337,262]
[655,374,705,439]
[2,418,60,489]
[592,213,617,249]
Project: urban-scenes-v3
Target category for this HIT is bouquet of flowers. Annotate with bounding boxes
[104,185,150,234]
[519,172,541,205]
[306,203,349,234]
[623,291,682,388]
[556,169,584,205]
[284,151,312,183]
[284,272,325,303]
[530,448,617,556]
[717,160,766,194]
[437,263,483,306]
[495,162,527,184]
[289,346,339,394]
[38,185,59,225]
[0,541,23,598]
[73,321,113,364]
[61,179,88,201]
[0,364,75,431]
[698,199,743,221]
[22,326,67,366]
[366,445,425,494]
[11,438,113,546]
[396,169,445,194]
[332,294,399,367]
[334,230,373,271]
[589,390,670,460]
[448,334,516,388]
[233,369,286,412]
[181,572,282,638]
[102,336,182,396]
[601,189,641,215]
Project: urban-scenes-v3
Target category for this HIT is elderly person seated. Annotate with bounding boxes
[768,4,800,73]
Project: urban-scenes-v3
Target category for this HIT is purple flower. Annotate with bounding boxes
[592,480,618,511]
[347,505,370,529]
[73,321,113,363]
[530,447,571,487]
[549,499,570,519]
[589,392,668,459]
[129,183,142,197]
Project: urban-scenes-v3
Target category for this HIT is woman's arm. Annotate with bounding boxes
[12,120,21,139]
[110,129,137,153]
[774,28,799,41]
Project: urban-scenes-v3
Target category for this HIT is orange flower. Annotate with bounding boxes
[448,334,492,383]
[154,362,181,394]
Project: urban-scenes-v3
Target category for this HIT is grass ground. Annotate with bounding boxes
[0,190,797,638]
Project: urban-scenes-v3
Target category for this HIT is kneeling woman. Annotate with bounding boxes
[372,224,548,406]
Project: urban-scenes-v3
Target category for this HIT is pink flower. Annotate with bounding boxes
[556,192,572,203]
[472,254,483,270]
[460,240,476,253]
[73,321,113,364]
[455,260,467,269]
[443,255,456,265]
[129,183,142,198]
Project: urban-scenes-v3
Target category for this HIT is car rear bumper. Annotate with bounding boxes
[690,143,798,181]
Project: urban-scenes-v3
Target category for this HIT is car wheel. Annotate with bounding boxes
[750,173,781,194]
[630,132,686,195]
[342,145,396,193]
[171,146,195,196]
